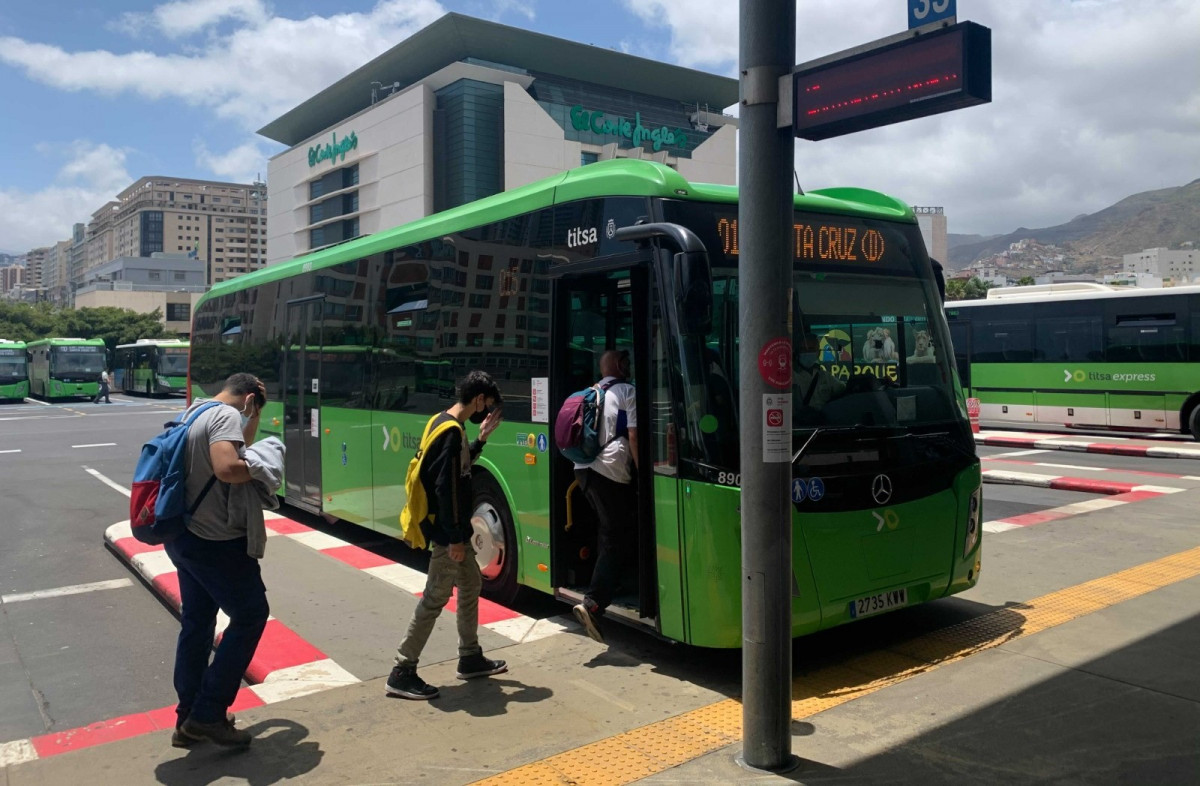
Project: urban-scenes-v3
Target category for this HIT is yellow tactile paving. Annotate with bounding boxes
[473,545,1200,786]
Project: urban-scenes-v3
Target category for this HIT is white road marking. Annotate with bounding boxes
[0,449,20,454]
[72,442,117,448]
[22,397,50,406]
[985,449,1049,458]
[84,466,131,497]
[1,578,133,604]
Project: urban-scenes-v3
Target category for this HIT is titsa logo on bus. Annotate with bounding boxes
[567,226,598,248]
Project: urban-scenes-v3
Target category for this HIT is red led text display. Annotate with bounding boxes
[793,21,990,141]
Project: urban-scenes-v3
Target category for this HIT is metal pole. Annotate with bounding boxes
[737,0,797,773]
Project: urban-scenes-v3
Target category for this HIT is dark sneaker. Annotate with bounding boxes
[171,714,237,748]
[180,716,251,749]
[386,665,439,699]
[456,654,508,680]
[573,602,605,644]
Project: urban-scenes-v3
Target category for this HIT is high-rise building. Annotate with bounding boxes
[913,206,948,264]
[85,177,267,285]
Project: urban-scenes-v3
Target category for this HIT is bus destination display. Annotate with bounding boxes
[716,217,886,264]
[0,348,21,357]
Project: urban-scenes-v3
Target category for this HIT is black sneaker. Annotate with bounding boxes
[171,714,236,748]
[573,601,605,644]
[180,715,252,749]
[456,654,508,680]
[386,665,439,699]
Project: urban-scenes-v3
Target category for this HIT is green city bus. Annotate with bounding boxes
[189,159,981,647]
[27,337,106,400]
[945,283,1200,440]
[0,340,29,401]
[113,339,189,396]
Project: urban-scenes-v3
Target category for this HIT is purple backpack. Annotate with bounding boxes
[554,380,625,463]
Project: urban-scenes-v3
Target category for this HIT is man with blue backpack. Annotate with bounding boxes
[569,350,638,644]
[164,373,270,749]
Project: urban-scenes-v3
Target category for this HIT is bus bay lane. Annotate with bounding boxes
[7,482,1199,785]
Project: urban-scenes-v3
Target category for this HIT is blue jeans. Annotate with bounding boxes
[165,530,269,725]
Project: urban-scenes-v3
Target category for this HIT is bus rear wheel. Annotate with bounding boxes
[1189,405,1200,442]
[471,475,521,605]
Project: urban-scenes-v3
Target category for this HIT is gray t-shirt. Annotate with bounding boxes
[183,399,246,540]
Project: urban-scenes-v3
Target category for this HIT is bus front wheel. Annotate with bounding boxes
[471,475,521,605]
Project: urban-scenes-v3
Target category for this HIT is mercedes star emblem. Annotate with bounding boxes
[871,474,893,505]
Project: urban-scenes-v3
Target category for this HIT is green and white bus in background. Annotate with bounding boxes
[27,337,107,400]
[189,160,981,648]
[113,339,189,396]
[946,283,1200,440]
[0,340,29,401]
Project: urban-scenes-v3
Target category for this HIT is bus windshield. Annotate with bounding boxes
[51,348,105,376]
[159,349,189,375]
[0,355,25,381]
[664,200,964,474]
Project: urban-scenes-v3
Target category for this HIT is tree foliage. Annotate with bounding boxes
[1016,276,1036,286]
[0,302,175,352]
[945,277,994,301]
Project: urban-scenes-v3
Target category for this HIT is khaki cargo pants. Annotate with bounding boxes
[395,544,483,666]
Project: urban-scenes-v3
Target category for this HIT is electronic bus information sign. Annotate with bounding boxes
[792,21,990,141]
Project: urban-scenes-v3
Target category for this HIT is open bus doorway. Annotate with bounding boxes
[550,265,657,631]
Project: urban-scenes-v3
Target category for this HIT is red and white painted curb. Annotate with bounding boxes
[982,484,1184,534]
[260,511,572,644]
[975,431,1200,459]
[981,469,1189,496]
[0,522,361,768]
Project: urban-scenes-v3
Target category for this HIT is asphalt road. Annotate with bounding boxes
[1,397,1181,747]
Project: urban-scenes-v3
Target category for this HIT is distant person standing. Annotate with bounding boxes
[93,368,111,404]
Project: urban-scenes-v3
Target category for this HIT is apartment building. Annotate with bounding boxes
[85,177,267,286]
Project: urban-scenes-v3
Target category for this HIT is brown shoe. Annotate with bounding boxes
[180,715,251,749]
[172,714,237,748]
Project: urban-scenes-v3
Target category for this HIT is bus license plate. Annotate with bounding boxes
[849,588,908,619]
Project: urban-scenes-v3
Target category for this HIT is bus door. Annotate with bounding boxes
[282,296,324,513]
[947,318,971,393]
[549,266,657,625]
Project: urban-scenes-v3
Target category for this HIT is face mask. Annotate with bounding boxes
[240,402,255,428]
[469,405,492,425]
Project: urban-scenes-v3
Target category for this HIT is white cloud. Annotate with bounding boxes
[0,142,132,251]
[193,138,275,183]
[1,0,448,132]
[625,0,1200,235]
[117,0,269,38]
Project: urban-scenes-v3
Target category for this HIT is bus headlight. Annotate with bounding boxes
[964,485,981,559]
[157,375,169,387]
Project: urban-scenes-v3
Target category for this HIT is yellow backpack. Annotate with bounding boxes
[398,415,463,550]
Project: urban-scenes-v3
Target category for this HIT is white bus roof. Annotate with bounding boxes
[116,339,190,348]
[950,284,1200,308]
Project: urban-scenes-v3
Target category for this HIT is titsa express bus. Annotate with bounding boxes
[188,160,981,647]
[946,282,1200,439]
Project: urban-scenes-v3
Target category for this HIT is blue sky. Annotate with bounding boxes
[1,1,1197,252]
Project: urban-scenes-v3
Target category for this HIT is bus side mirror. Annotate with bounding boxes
[675,250,713,336]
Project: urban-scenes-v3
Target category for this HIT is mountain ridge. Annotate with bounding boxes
[947,178,1200,270]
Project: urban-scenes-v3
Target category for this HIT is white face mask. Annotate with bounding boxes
[240,401,255,428]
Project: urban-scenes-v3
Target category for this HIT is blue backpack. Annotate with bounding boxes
[554,380,626,464]
[129,401,223,545]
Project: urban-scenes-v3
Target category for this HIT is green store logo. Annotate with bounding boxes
[308,131,358,167]
[569,105,690,152]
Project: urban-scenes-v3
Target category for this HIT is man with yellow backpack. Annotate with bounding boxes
[386,370,506,700]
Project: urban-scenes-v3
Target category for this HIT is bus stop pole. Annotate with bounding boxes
[737,0,798,773]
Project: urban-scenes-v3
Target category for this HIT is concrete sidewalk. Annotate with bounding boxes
[7,483,1199,784]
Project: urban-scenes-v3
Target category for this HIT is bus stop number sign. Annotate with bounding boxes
[909,0,955,29]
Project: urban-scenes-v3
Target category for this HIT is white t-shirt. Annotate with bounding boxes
[574,376,637,484]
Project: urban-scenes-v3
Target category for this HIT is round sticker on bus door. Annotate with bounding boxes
[757,338,792,389]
